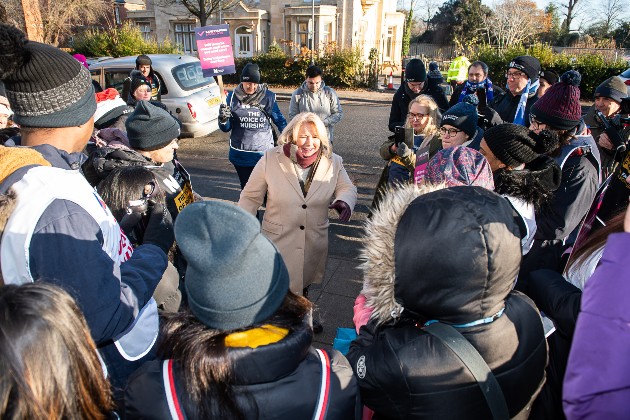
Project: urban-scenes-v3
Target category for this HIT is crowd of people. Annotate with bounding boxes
[1,21,629,419]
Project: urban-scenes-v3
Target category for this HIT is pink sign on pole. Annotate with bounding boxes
[195,24,236,77]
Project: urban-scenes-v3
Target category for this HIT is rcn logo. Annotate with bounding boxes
[442,114,458,121]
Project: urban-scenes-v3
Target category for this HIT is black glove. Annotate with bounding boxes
[396,142,413,158]
[328,200,352,222]
[118,211,143,238]
[142,203,174,254]
[219,103,231,123]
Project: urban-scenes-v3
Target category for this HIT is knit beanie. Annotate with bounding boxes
[125,101,180,151]
[0,25,96,128]
[539,70,558,85]
[241,63,261,83]
[136,54,152,67]
[483,124,559,168]
[424,146,494,189]
[94,88,134,129]
[440,94,479,138]
[427,61,442,80]
[73,54,89,69]
[530,70,582,130]
[129,70,151,95]
[507,56,541,81]
[594,76,627,103]
[405,59,427,83]
[175,201,290,330]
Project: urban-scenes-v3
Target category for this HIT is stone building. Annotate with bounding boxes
[125,0,404,66]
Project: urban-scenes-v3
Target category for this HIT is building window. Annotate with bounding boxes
[321,22,332,45]
[385,27,394,59]
[286,19,293,50]
[262,29,266,51]
[114,7,121,25]
[137,22,151,41]
[298,21,309,48]
[175,23,197,54]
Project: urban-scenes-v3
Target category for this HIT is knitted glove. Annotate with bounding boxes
[118,211,142,238]
[142,203,174,254]
[396,142,413,158]
[218,103,231,123]
[328,200,351,222]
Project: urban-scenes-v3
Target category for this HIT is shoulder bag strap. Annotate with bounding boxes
[424,322,510,420]
[312,349,331,420]
[162,359,186,420]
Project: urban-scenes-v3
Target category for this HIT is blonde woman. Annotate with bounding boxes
[238,112,357,322]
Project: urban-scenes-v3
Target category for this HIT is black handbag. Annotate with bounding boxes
[424,322,510,420]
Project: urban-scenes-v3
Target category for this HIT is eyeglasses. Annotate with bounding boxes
[505,71,526,80]
[439,127,462,137]
[408,112,428,121]
[529,116,546,130]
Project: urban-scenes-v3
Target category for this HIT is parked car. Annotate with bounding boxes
[619,68,630,95]
[89,54,222,138]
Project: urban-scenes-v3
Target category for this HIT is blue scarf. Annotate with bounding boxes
[511,78,539,126]
[457,78,495,104]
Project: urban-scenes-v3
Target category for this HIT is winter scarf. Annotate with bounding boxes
[511,78,540,126]
[283,143,322,196]
[234,83,268,106]
[457,78,495,104]
[403,82,422,100]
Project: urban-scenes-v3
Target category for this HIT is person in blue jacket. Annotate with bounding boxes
[218,63,287,189]
[0,24,174,392]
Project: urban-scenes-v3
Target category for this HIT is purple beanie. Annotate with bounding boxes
[530,70,582,130]
[424,146,494,190]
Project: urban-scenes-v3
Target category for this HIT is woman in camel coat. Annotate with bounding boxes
[239,112,357,296]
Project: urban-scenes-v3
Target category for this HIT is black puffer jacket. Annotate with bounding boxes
[348,185,548,420]
[125,322,361,419]
[388,83,449,132]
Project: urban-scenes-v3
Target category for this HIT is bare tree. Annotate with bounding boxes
[558,0,591,33]
[482,0,547,48]
[418,0,441,32]
[4,0,108,46]
[155,0,239,27]
[597,0,626,34]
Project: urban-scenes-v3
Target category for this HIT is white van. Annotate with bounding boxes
[90,54,222,138]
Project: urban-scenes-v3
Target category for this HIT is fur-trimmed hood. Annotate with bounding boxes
[360,184,522,326]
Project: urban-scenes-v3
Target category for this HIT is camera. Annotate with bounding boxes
[125,182,156,244]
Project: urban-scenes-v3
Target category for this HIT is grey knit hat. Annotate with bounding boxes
[594,76,627,103]
[175,201,290,330]
[0,24,96,128]
[125,101,180,151]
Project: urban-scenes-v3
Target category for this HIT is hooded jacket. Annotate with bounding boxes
[347,184,548,419]
[288,80,343,142]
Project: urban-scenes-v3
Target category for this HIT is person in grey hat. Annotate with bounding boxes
[219,62,287,189]
[125,200,361,419]
[0,24,174,390]
[583,75,630,177]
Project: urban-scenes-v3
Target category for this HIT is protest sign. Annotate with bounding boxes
[195,24,236,103]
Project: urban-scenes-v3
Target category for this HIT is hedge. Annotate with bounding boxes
[472,44,627,99]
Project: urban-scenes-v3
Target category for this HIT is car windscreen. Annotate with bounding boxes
[172,62,215,91]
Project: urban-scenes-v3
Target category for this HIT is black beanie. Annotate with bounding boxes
[129,70,151,96]
[175,201,290,330]
[0,24,96,128]
[136,54,152,67]
[441,95,479,138]
[241,63,261,83]
[594,76,627,103]
[126,101,180,151]
[539,70,559,85]
[507,56,541,81]
[484,124,559,168]
[405,59,427,82]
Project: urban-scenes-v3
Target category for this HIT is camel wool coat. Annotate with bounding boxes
[238,146,357,294]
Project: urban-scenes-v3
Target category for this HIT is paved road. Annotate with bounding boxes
[177,96,393,347]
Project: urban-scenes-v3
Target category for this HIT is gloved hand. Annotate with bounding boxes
[118,211,143,238]
[328,200,351,222]
[396,142,413,158]
[218,103,231,123]
[142,203,174,254]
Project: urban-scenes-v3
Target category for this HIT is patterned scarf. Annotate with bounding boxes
[457,78,495,104]
[511,78,540,126]
[234,83,268,105]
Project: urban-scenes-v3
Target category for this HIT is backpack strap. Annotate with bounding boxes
[162,359,185,420]
[312,349,331,420]
[424,322,510,420]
